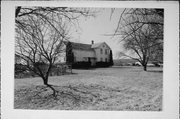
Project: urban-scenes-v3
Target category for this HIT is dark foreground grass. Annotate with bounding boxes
[14,66,163,111]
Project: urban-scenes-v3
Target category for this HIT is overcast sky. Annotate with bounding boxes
[69,8,124,59]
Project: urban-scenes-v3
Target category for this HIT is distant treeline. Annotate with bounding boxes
[113,59,162,67]
[113,59,137,66]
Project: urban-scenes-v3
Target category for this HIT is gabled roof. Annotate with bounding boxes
[64,41,93,51]
[91,42,104,48]
[64,41,111,51]
[72,42,93,51]
[91,42,111,49]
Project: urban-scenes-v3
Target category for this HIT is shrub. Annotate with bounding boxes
[109,50,114,66]
[72,62,91,69]
[15,63,27,74]
[96,62,111,68]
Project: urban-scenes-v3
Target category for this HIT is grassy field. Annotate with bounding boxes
[14,66,163,111]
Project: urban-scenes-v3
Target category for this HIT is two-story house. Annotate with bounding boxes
[57,40,112,66]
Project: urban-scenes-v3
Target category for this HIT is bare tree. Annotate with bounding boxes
[15,7,94,96]
[15,7,93,38]
[114,8,163,71]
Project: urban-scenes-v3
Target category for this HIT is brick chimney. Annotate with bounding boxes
[92,40,94,44]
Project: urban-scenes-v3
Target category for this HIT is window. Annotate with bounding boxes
[105,58,108,62]
[105,49,108,55]
[101,58,103,62]
[100,49,103,54]
[84,57,87,61]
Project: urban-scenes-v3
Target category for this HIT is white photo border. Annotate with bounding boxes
[1,1,179,119]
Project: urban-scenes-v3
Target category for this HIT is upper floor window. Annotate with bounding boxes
[101,58,103,62]
[105,49,108,55]
[105,58,108,62]
[83,57,87,61]
[100,49,103,54]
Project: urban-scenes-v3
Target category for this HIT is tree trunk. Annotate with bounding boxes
[143,64,147,71]
[43,77,48,85]
[15,7,21,18]
[43,77,57,97]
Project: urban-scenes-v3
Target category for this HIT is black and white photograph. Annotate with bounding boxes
[1,1,179,119]
[14,6,164,110]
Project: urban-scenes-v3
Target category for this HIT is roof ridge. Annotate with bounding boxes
[64,41,104,45]
[66,41,92,46]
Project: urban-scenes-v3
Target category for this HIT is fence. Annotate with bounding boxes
[50,64,72,76]
[15,64,72,79]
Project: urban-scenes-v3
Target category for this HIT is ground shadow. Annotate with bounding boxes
[14,84,98,109]
[147,70,163,73]
[63,72,78,75]
[111,66,134,69]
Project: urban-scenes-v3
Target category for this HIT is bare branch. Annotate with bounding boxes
[113,8,164,71]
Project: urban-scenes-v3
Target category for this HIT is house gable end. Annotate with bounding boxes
[92,42,111,50]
